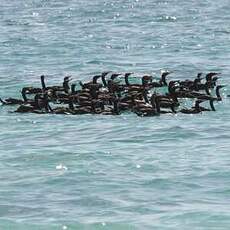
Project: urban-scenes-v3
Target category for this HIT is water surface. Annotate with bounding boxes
[0,0,230,229]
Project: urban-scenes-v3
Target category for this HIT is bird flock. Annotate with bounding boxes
[0,71,226,116]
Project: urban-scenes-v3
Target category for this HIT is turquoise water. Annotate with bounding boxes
[1,0,230,229]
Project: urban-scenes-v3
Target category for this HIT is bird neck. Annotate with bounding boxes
[93,76,99,84]
[205,84,211,95]
[101,75,107,87]
[63,81,70,93]
[41,76,46,90]
[21,89,27,102]
[210,100,216,111]
[160,73,167,86]
[216,87,221,99]
[143,90,149,103]
[125,75,130,86]
[71,85,76,94]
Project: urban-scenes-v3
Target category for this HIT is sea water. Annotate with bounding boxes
[0,0,230,229]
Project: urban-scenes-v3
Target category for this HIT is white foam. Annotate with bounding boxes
[56,164,68,171]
